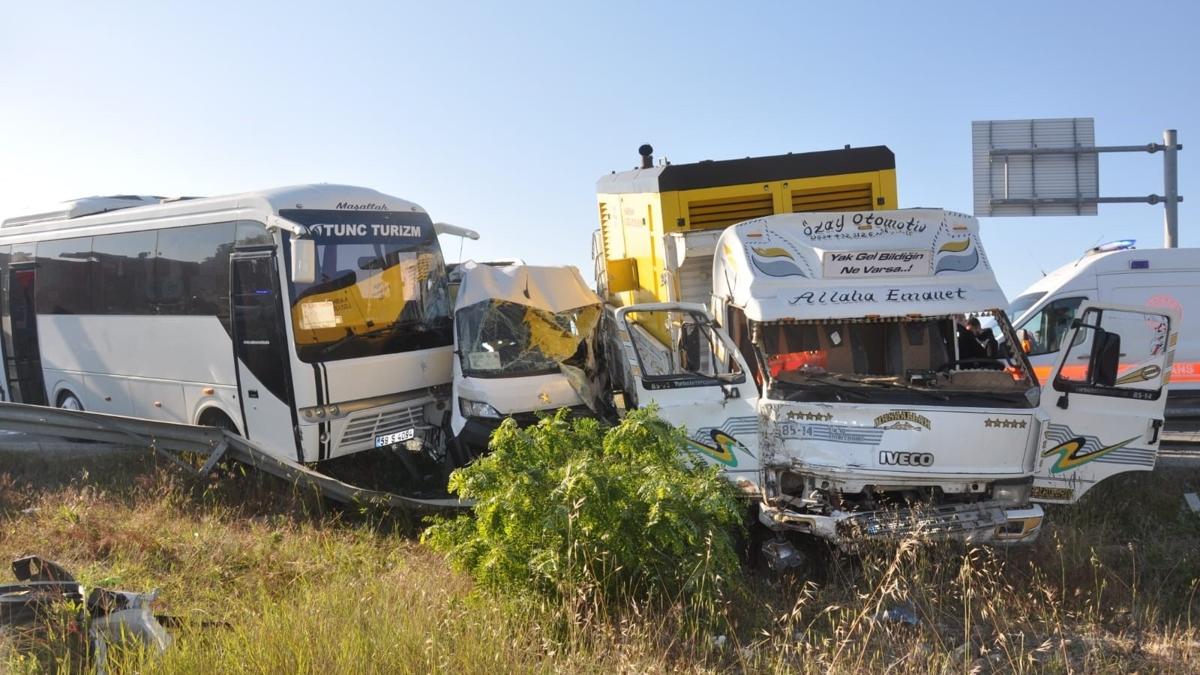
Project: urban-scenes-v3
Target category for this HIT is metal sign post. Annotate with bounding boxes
[1164,129,1180,247]
[972,119,1184,247]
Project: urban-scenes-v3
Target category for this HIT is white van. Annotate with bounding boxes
[450,262,603,456]
[1009,243,1200,417]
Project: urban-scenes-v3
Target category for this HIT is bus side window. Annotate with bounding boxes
[153,223,236,321]
[35,237,95,315]
[1022,297,1087,356]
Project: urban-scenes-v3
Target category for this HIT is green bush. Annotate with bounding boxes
[422,408,745,612]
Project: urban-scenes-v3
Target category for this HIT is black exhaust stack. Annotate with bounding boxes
[638,144,654,169]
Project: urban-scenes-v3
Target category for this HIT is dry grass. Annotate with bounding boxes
[1,447,1198,673]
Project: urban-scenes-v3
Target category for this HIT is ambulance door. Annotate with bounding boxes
[1033,304,1176,503]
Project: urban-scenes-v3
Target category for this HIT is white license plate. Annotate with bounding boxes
[375,428,416,448]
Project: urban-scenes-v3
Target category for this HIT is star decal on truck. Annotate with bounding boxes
[785,410,834,422]
[984,418,1028,429]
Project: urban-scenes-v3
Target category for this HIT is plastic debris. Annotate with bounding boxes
[872,601,919,626]
[0,555,172,672]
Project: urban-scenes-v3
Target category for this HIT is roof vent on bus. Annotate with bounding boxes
[1,195,162,228]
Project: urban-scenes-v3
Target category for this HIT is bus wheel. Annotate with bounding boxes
[56,391,84,411]
[199,409,239,435]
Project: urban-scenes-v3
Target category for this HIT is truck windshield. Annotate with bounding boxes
[456,300,600,377]
[285,212,451,363]
[756,311,1037,407]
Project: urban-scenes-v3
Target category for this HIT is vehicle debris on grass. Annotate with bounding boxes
[0,555,171,672]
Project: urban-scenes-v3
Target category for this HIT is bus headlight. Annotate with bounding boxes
[459,398,502,419]
[300,404,349,421]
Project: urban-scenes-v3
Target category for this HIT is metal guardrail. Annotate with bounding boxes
[0,401,468,515]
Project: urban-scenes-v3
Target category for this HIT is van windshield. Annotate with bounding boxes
[755,311,1037,407]
[283,210,452,363]
[1008,292,1046,322]
[456,301,600,377]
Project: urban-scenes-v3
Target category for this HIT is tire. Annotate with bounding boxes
[199,409,239,435]
[56,391,84,412]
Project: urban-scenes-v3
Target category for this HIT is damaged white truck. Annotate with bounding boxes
[597,207,1178,562]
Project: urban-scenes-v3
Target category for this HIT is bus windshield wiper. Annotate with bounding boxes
[317,324,396,356]
[318,330,359,357]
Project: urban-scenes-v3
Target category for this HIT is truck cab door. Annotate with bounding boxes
[611,303,762,492]
[1033,304,1177,503]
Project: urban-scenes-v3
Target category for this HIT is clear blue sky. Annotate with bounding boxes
[2,1,1196,298]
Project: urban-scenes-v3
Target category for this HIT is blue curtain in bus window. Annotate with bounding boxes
[153,223,236,322]
[92,231,156,314]
[35,237,94,314]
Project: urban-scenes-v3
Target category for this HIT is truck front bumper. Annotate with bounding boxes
[758,500,1044,549]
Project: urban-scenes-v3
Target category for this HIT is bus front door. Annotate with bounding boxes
[230,252,302,462]
[4,263,47,406]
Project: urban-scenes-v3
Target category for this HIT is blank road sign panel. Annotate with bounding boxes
[972,118,1098,217]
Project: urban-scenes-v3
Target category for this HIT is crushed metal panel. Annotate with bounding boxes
[972,118,1099,217]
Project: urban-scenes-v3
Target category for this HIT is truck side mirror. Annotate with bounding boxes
[291,238,316,284]
[1089,327,1121,387]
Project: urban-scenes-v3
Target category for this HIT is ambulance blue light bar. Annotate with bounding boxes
[1086,239,1136,256]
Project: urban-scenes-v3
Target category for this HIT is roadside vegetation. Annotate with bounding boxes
[1,423,1198,673]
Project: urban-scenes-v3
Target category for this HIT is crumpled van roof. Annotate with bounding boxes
[455,262,600,314]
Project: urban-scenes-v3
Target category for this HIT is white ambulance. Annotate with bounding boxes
[1009,243,1200,418]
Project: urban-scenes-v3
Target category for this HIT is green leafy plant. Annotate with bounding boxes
[422,408,744,613]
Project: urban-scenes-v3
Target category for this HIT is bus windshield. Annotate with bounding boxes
[284,211,451,363]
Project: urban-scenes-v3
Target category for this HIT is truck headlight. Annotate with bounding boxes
[459,398,502,419]
[992,481,1031,507]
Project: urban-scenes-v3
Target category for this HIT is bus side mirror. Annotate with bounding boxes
[291,238,317,284]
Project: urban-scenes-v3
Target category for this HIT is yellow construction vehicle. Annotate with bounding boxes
[594,144,899,310]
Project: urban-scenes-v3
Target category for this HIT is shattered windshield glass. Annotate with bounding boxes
[755,311,1037,406]
[456,300,600,377]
